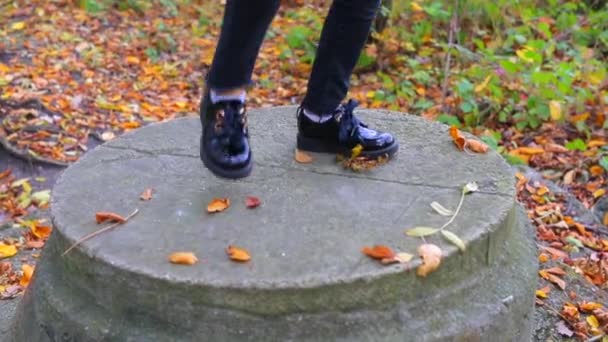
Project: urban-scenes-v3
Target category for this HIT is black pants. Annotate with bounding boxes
[207,0,381,115]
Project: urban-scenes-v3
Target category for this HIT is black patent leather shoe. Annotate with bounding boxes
[296,99,398,158]
[199,89,252,179]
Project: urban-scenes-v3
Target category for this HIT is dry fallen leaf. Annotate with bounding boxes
[168,252,198,265]
[294,149,313,163]
[0,244,18,259]
[449,126,466,150]
[31,224,52,239]
[539,270,566,290]
[580,302,603,313]
[539,245,569,259]
[587,315,600,329]
[449,126,488,153]
[245,196,262,209]
[361,245,395,260]
[226,245,251,262]
[20,264,34,287]
[95,211,127,224]
[207,198,230,213]
[416,243,442,277]
[465,139,489,153]
[140,188,154,201]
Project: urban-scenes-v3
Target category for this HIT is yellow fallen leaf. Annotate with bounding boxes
[226,245,251,262]
[549,101,562,121]
[593,188,606,199]
[0,244,17,259]
[411,2,424,12]
[11,22,25,31]
[587,315,600,329]
[351,144,363,158]
[294,149,313,164]
[474,75,492,93]
[207,198,230,213]
[416,243,442,277]
[516,47,535,63]
[168,252,198,265]
[20,264,34,287]
[536,289,548,299]
[590,166,605,176]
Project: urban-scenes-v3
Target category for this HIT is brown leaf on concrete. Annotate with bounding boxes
[95,211,126,224]
[226,245,251,262]
[416,243,442,277]
[207,198,230,213]
[168,252,198,265]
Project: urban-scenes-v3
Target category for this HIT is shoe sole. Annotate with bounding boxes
[200,136,253,179]
[297,134,399,159]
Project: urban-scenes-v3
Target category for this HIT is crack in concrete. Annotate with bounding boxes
[99,145,514,198]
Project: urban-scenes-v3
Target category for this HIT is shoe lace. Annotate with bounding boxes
[337,99,366,143]
[215,101,246,150]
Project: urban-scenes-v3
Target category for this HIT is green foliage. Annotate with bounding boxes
[565,139,588,152]
[388,0,607,131]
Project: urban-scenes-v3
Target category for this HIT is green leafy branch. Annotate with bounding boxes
[405,182,479,251]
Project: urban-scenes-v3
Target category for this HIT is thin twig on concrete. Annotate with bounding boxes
[62,208,139,256]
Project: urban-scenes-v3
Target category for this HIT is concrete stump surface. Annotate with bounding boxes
[10,107,536,341]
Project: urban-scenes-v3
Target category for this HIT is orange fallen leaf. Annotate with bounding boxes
[294,149,313,163]
[168,252,198,265]
[20,264,34,287]
[538,253,549,263]
[511,147,546,155]
[0,169,11,179]
[562,303,580,320]
[539,270,566,290]
[590,165,604,177]
[140,188,153,201]
[580,302,603,313]
[95,211,126,224]
[449,126,488,153]
[416,243,442,277]
[31,224,52,239]
[361,245,395,260]
[207,198,230,213]
[604,213,608,226]
[121,121,141,129]
[588,139,607,148]
[449,126,466,150]
[226,245,251,262]
[245,196,262,209]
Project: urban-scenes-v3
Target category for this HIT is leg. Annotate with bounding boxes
[301,0,381,115]
[296,0,398,159]
[200,0,280,179]
[207,0,281,91]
